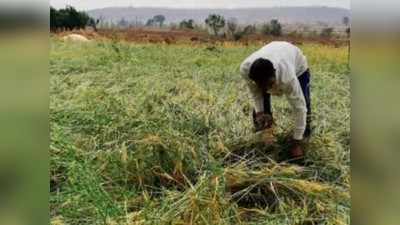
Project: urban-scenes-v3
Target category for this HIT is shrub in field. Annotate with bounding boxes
[153,15,166,27]
[321,27,335,38]
[227,18,239,37]
[231,25,256,41]
[262,19,283,36]
[270,19,283,36]
[146,15,166,27]
[179,19,195,30]
[261,23,271,35]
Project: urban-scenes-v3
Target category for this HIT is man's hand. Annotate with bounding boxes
[254,112,266,131]
[261,127,276,145]
[254,112,276,144]
[254,112,273,131]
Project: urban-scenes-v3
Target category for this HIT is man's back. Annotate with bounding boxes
[240,41,308,81]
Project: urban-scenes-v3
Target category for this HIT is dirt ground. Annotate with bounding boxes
[54,28,348,47]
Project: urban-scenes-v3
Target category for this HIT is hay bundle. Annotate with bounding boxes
[62,34,90,43]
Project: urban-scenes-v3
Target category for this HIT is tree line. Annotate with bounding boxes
[50,6,350,39]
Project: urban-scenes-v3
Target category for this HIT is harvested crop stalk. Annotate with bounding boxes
[255,127,276,145]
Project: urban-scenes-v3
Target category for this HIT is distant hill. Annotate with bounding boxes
[88,6,350,25]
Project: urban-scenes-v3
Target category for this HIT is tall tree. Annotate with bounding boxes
[269,19,282,36]
[227,17,238,37]
[261,23,271,35]
[50,7,59,31]
[342,16,351,38]
[342,16,350,27]
[50,6,92,31]
[118,17,129,28]
[180,19,194,29]
[342,16,351,69]
[153,15,166,27]
[205,14,226,36]
[320,27,334,38]
[146,18,155,26]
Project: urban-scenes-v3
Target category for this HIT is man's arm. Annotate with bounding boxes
[285,78,307,140]
[246,80,264,113]
[240,62,264,113]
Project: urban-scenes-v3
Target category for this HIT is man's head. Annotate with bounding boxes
[249,58,276,91]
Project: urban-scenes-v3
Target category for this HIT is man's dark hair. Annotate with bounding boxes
[249,58,275,83]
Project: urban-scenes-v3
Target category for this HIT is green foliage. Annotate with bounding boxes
[262,19,282,36]
[50,39,350,224]
[343,17,351,38]
[231,25,256,41]
[243,25,256,35]
[342,16,350,26]
[227,18,238,37]
[270,19,282,36]
[179,19,195,29]
[146,15,166,27]
[261,23,271,35]
[154,15,166,27]
[321,27,335,38]
[205,14,226,36]
[145,18,154,26]
[117,17,129,28]
[50,6,96,31]
[346,27,351,38]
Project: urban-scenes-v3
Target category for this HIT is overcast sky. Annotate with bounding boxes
[50,0,350,10]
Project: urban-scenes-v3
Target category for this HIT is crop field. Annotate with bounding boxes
[50,38,350,225]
